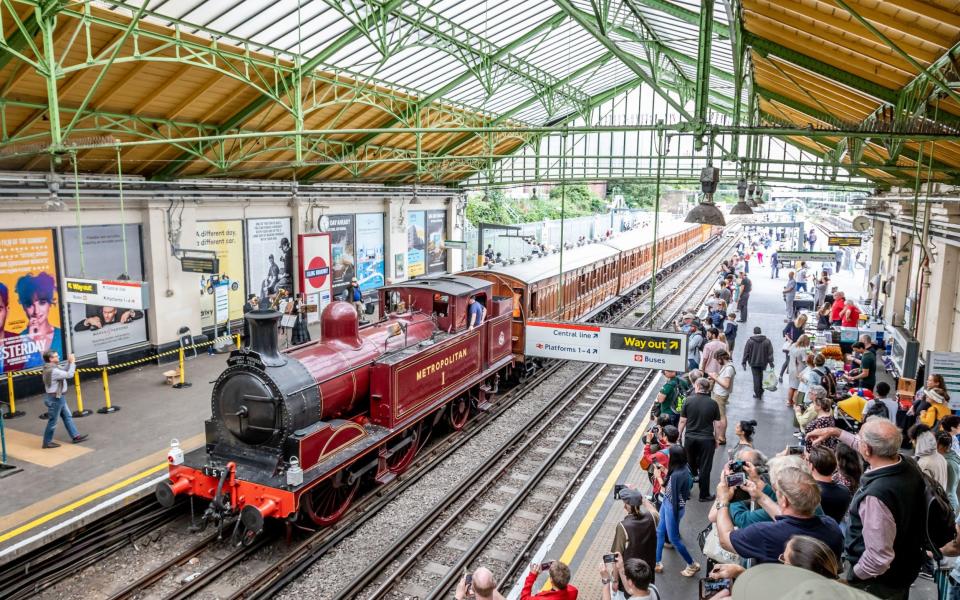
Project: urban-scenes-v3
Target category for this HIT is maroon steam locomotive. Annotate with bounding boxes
[156,276,512,538]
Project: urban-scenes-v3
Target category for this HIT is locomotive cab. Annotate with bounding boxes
[378,275,497,332]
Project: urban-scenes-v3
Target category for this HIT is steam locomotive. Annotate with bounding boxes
[156,223,715,538]
[156,276,513,539]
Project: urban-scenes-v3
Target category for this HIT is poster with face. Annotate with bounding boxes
[195,220,245,327]
[62,224,148,357]
[246,218,293,300]
[426,210,447,274]
[327,214,356,299]
[407,211,426,277]
[355,213,385,292]
[0,229,63,373]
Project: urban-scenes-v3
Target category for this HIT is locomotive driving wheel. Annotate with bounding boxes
[301,473,359,527]
[385,423,423,475]
[447,396,470,431]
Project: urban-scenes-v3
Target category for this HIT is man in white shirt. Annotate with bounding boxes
[600,555,660,600]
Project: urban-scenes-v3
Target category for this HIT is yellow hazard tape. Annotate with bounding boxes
[4,335,237,378]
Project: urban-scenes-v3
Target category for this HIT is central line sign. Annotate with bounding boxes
[525,321,688,372]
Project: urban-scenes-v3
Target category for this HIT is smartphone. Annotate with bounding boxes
[726,472,746,487]
[787,445,804,455]
[613,484,626,499]
[700,578,732,600]
[464,573,472,594]
[602,553,617,564]
[540,561,553,571]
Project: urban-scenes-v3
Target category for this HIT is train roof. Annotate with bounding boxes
[385,274,491,296]
[602,220,700,251]
[469,242,620,283]
[466,220,703,284]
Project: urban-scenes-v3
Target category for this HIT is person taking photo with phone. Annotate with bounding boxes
[456,567,504,600]
[599,555,660,600]
[520,560,577,600]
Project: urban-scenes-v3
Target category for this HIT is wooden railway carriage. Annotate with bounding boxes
[463,222,716,361]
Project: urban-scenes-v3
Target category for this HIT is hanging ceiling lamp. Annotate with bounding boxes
[755,183,764,205]
[685,166,726,226]
[730,177,754,215]
[746,182,757,207]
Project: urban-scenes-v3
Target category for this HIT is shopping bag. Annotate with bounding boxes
[763,366,778,391]
[699,523,741,564]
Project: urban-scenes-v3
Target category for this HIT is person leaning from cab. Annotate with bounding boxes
[468,295,486,329]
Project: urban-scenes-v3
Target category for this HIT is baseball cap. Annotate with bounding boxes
[351,277,358,283]
[682,313,694,320]
[617,487,645,507]
[731,564,879,600]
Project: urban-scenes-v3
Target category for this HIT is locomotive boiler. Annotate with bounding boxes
[156,276,514,539]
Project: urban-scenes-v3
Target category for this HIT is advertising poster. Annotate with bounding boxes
[0,229,63,374]
[195,220,245,327]
[62,224,148,357]
[426,210,447,274]
[246,218,293,300]
[298,233,333,322]
[355,213,385,292]
[407,211,426,277]
[327,214,356,299]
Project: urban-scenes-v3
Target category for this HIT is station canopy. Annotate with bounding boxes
[0,0,957,189]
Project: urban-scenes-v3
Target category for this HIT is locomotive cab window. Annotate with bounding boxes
[433,293,450,317]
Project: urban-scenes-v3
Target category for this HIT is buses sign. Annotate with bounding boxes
[525,321,688,372]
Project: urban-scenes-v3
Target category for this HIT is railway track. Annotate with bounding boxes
[328,225,735,600]
[11,229,738,600]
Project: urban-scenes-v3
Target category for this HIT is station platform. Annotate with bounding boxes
[506,247,924,599]
[0,321,319,565]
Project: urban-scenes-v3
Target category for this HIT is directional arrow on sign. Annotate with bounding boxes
[669,340,679,350]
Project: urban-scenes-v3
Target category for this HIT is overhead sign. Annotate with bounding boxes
[777,251,837,263]
[444,240,468,249]
[180,255,219,274]
[64,278,150,310]
[525,321,688,372]
[828,236,862,247]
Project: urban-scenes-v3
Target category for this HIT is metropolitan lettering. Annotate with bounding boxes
[416,348,468,381]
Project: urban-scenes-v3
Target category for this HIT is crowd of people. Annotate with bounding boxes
[454,232,958,600]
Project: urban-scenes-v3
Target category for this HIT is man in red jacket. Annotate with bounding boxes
[521,560,578,599]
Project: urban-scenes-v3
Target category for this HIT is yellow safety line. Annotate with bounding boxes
[551,412,652,575]
[0,462,167,544]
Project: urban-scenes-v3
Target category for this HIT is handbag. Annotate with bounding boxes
[698,523,740,564]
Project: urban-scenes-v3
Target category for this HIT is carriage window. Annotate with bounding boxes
[433,293,450,317]
[512,288,522,318]
[530,290,538,315]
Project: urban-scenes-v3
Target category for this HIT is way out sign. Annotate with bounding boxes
[525,321,688,372]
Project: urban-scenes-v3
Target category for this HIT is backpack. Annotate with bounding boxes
[815,366,837,398]
[668,378,691,413]
[863,399,889,420]
[914,459,957,560]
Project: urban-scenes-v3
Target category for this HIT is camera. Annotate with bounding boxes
[541,561,554,571]
[699,578,732,600]
[728,459,746,473]
[614,484,626,499]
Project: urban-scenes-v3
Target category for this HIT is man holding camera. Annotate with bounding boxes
[520,561,577,600]
[41,350,88,449]
[599,555,660,600]
[714,466,843,564]
[456,567,505,600]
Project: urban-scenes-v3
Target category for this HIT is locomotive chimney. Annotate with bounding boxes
[246,301,286,366]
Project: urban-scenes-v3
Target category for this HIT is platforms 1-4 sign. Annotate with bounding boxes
[525,321,687,372]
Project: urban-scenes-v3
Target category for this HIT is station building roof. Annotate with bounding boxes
[0,0,956,188]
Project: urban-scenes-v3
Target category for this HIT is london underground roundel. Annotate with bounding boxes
[306,256,330,289]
